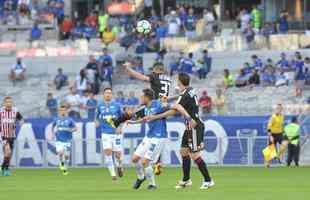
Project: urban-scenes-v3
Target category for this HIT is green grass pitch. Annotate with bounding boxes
[1,167,309,200]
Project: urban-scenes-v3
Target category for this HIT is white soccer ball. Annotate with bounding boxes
[136,20,152,34]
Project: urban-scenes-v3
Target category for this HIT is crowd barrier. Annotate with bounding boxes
[2,117,310,168]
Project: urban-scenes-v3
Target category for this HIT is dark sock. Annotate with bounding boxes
[61,162,64,166]
[182,155,191,181]
[194,157,211,182]
[3,157,10,170]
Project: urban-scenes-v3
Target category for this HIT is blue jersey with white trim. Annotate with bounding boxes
[97,100,123,134]
[53,117,76,143]
[136,100,168,138]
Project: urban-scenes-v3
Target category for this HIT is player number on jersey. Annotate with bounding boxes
[159,80,170,97]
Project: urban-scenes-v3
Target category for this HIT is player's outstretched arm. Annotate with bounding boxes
[144,109,177,122]
[126,118,145,124]
[124,62,150,82]
[172,103,197,128]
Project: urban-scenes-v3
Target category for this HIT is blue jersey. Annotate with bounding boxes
[184,15,196,31]
[53,117,76,143]
[97,100,123,134]
[136,100,168,138]
[86,98,98,120]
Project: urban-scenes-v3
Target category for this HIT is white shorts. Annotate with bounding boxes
[134,137,166,162]
[101,133,123,152]
[55,141,71,154]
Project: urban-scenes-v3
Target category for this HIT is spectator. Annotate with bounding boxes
[260,67,275,86]
[277,53,291,71]
[184,8,196,39]
[243,62,253,74]
[82,22,97,41]
[155,20,167,42]
[135,58,144,74]
[53,0,64,24]
[203,9,215,34]
[251,55,263,71]
[143,0,153,18]
[167,10,181,37]
[251,5,262,32]
[223,69,234,89]
[75,69,89,95]
[85,11,97,29]
[60,15,73,40]
[30,23,42,41]
[9,57,26,85]
[65,87,81,119]
[239,9,251,32]
[115,91,126,105]
[199,90,212,115]
[168,53,179,76]
[71,21,84,40]
[149,9,159,25]
[304,67,310,86]
[248,69,260,85]
[46,92,57,118]
[85,91,97,121]
[198,49,212,79]
[261,22,276,39]
[98,48,113,87]
[243,26,255,49]
[98,11,109,38]
[278,10,289,34]
[126,91,139,107]
[294,54,305,97]
[235,69,248,87]
[275,70,289,87]
[180,52,195,74]
[85,55,100,94]
[102,26,115,46]
[212,88,226,115]
[54,68,68,90]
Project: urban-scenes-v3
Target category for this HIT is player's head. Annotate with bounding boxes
[152,62,165,74]
[103,87,113,102]
[177,73,190,91]
[141,88,154,105]
[275,103,283,115]
[58,105,68,117]
[3,96,13,109]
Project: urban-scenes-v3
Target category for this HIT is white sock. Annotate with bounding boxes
[135,161,145,180]
[105,155,116,177]
[115,158,122,168]
[145,164,156,186]
[64,156,70,170]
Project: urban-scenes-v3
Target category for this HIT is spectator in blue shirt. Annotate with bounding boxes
[277,53,290,71]
[294,54,305,97]
[155,20,167,42]
[198,49,212,79]
[71,21,84,40]
[251,55,263,71]
[243,62,253,74]
[235,69,248,88]
[46,92,58,118]
[115,91,126,106]
[149,9,159,24]
[169,53,179,76]
[279,11,289,34]
[30,23,42,41]
[261,65,276,86]
[85,91,97,121]
[180,52,195,74]
[184,8,196,39]
[126,91,139,107]
[82,23,97,41]
[98,48,113,87]
[54,68,68,90]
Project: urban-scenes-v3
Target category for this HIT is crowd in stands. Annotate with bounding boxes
[0,0,64,26]
[222,51,310,98]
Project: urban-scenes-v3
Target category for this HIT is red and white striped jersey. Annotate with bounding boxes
[0,107,23,138]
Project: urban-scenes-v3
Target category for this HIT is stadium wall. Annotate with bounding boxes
[2,116,310,168]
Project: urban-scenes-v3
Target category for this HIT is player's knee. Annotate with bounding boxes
[115,152,122,160]
[142,159,150,168]
[104,149,112,156]
[132,155,140,163]
[180,148,189,157]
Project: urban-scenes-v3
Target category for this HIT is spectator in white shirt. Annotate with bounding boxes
[203,9,215,34]
[9,57,26,85]
[65,87,82,119]
[167,11,181,37]
[75,69,89,95]
[240,9,251,32]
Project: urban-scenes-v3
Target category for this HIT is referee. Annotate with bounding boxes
[267,104,285,167]
[0,96,23,176]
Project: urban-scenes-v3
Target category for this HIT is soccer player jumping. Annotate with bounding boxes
[145,73,214,190]
[51,105,77,175]
[127,89,168,190]
[95,88,126,181]
[0,96,23,176]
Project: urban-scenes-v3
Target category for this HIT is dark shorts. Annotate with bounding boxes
[1,137,15,150]
[269,134,284,145]
[181,123,205,152]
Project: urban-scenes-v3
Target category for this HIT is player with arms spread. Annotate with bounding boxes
[52,105,77,175]
[127,89,168,190]
[0,96,23,176]
[145,73,214,190]
[95,87,126,181]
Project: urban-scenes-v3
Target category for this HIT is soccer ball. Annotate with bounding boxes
[136,20,152,34]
